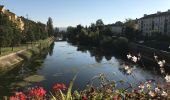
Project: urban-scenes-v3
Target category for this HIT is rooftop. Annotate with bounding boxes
[140,10,170,19]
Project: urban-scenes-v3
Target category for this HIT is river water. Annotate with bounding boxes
[0,41,165,96]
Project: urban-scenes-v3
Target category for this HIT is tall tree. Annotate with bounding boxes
[47,17,54,36]
[124,19,138,40]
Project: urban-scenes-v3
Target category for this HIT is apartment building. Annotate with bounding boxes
[138,10,170,36]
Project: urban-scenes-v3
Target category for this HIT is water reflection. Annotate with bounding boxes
[76,44,120,63]
[0,41,166,97]
[0,43,55,97]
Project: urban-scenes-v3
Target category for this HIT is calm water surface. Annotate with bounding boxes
[0,41,165,96]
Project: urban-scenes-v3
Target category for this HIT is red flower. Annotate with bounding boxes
[10,96,17,100]
[28,87,46,98]
[82,95,87,100]
[52,84,66,91]
[10,92,26,100]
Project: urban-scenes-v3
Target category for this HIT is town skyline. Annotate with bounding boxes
[0,0,170,27]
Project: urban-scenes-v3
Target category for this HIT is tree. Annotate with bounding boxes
[96,19,104,27]
[115,21,123,26]
[54,27,59,37]
[124,19,138,40]
[47,17,54,36]
[11,25,22,50]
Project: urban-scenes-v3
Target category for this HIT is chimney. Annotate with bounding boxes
[168,9,170,12]
[157,11,161,14]
[144,14,147,17]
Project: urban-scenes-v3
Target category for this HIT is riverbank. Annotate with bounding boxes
[0,37,55,75]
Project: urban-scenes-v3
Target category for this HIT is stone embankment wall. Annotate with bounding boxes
[128,43,170,66]
[0,37,55,74]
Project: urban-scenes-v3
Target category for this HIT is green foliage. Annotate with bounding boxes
[124,19,138,40]
[47,17,54,36]
[66,19,129,53]
[0,12,49,52]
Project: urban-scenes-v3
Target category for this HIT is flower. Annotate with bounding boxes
[154,55,158,60]
[52,84,66,92]
[126,69,132,74]
[82,95,88,100]
[132,56,138,63]
[149,91,155,97]
[137,53,141,61]
[127,54,132,59]
[154,87,160,93]
[162,60,166,64]
[124,65,129,70]
[165,75,170,83]
[138,84,145,90]
[146,82,151,89]
[15,92,26,100]
[158,61,164,67]
[160,68,165,74]
[28,87,46,98]
[10,96,17,100]
[161,91,168,97]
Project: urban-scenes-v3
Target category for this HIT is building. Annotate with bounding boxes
[0,5,5,13]
[138,10,170,36]
[0,5,24,31]
[110,24,123,34]
[107,21,124,35]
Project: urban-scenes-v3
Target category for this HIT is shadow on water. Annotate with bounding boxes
[0,41,168,97]
[0,42,55,97]
[70,42,170,75]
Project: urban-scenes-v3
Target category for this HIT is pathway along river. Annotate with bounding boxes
[0,41,166,96]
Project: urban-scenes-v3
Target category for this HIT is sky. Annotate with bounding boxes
[0,0,170,27]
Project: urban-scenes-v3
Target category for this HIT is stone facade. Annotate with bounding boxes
[138,10,170,36]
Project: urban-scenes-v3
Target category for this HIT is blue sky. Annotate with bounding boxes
[0,0,170,27]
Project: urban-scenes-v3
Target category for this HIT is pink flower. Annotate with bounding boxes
[28,87,46,98]
[10,92,26,100]
[10,96,17,100]
[15,92,26,100]
[52,84,66,92]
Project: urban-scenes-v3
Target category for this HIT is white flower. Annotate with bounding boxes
[162,60,166,64]
[127,69,132,74]
[137,53,141,60]
[158,61,164,67]
[154,55,158,60]
[127,54,132,59]
[124,65,129,70]
[146,83,151,89]
[132,56,138,63]
[161,91,168,97]
[154,87,160,93]
[149,91,155,97]
[160,68,165,74]
[165,75,170,83]
[138,84,145,89]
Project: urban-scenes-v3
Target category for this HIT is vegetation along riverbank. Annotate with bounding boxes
[0,37,55,75]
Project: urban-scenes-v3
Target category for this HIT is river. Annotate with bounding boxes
[0,41,165,96]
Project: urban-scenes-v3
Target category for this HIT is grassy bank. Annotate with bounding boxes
[18,37,55,60]
[0,37,55,74]
[0,37,55,57]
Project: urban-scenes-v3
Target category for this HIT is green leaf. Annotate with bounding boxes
[50,92,57,100]
[66,74,77,100]
[59,89,66,100]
